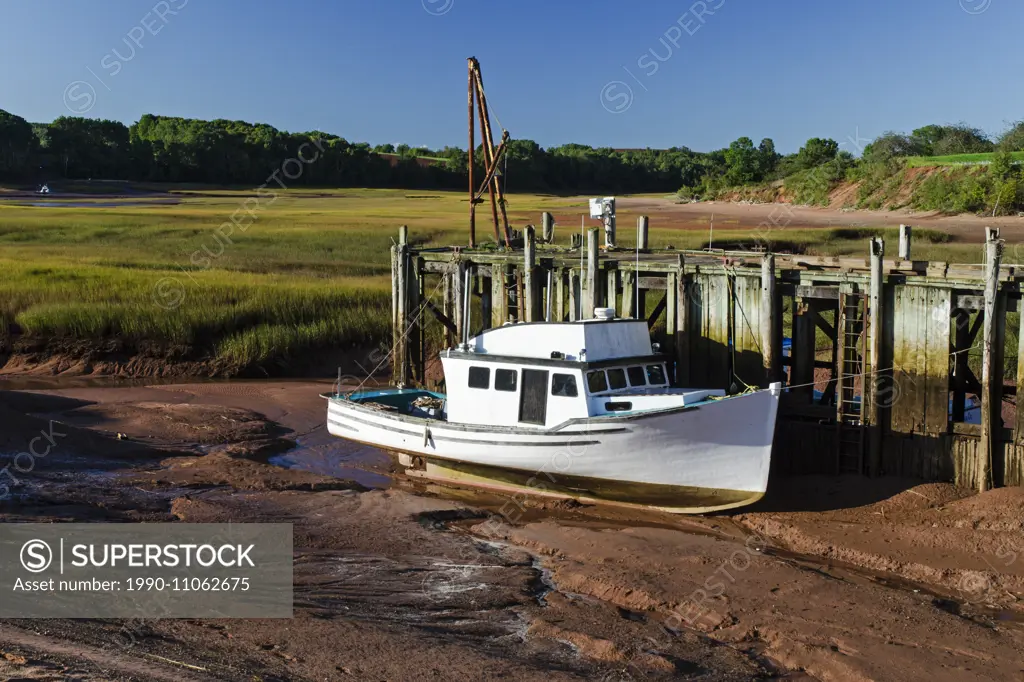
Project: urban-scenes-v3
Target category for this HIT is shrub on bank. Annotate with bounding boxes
[783,155,856,206]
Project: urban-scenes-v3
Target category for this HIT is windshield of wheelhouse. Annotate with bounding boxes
[586,362,668,394]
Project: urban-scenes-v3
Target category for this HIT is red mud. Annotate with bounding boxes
[0,379,1022,680]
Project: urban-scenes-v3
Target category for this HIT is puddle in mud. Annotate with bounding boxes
[269,429,393,489]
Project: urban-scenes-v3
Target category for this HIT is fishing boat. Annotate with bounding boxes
[324,307,782,514]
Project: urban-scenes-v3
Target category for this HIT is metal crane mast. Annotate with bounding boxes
[467,57,511,248]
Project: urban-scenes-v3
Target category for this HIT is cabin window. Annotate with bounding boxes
[605,402,633,412]
[627,366,647,386]
[646,364,667,385]
[468,366,490,389]
[551,374,578,397]
[586,370,608,394]
[607,368,627,390]
[495,369,518,392]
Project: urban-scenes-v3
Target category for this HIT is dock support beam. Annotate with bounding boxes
[554,269,565,322]
[479,273,491,335]
[410,256,423,385]
[791,298,815,402]
[545,270,553,322]
[637,216,649,251]
[491,265,508,327]
[569,270,580,321]
[1016,299,1024,448]
[392,226,410,387]
[453,261,466,343]
[675,254,690,386]
[586,228,599,317]
[666,269,678,368]
[621,271,636,319]
[980,231,1004,492]
[761,253,777,384]
[868,237,884,477]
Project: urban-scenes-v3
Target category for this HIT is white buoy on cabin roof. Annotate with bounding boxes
[594,307,616,320]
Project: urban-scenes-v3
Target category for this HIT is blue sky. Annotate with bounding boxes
[1,0,1021,153]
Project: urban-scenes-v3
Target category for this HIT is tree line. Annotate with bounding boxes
[0,108,805,194]
[2,108,1024,198]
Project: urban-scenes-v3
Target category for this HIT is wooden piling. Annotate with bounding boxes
[453,261,466,342]
[442,266,453,348]
[666,270,678,360]
[791,298,815,402]
[604,199,617,249]
[542,212,555,243]
[491,265,508,327]
[606,267,618,314]
[480,275,491,334]
[761,253,777,384]
[392,236,409,387]
[586,228,600,317]
[898,225,911,260]
[555,269,565,322]
[638,216,649,251]
[621,271,636,319]
[868,237,885,477]
[524,226,537,322]
[980,234,1004,492]
[390,244,400,376]
[568,270,580,321]
[1013,302,1024,445]
[994,286,1007,486]
[675,254,690,386]
[545,270,553,322]
[410,256,423,384]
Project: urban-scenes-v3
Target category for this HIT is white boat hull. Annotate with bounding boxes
[325,388,780,514]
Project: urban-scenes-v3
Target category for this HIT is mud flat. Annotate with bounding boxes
[0,379,1022,681]
[612,196,1024,241]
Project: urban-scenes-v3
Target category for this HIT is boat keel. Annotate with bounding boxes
[403,457,764,515]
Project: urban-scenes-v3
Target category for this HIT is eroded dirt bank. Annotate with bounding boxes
[1,380,1022,681]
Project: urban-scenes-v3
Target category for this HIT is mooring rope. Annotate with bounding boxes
[720,341,986,399]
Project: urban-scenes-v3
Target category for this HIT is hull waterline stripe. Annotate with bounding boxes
[328,414,601,448]
[327,418,358,432]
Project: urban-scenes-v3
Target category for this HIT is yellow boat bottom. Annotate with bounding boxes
[404,457,764,515]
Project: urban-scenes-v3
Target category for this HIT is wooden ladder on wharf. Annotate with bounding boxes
[836,291,868,475]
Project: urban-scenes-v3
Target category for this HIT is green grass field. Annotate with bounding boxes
[0,189,584,368]
[905,151,1024,167]
[0,188,1000,371]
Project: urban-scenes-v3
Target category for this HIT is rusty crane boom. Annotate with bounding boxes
[467,57,511,248]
